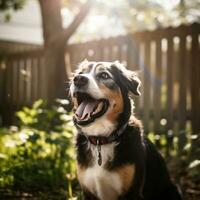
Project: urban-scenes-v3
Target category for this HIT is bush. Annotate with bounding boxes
[0,99,199,199]
[0,99,80,199]
[148,131,200,199]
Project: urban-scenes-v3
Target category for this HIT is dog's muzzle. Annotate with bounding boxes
[73,92,109,126]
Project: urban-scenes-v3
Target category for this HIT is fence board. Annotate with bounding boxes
[12,61,18,104]
[153,39,162,133]
[9,60,14,105]
[4,60,12,123]
[186,36,192,116]
[143,41,151,131]
[0,62,6,105]
[139,43,145,117]
[0,23,199,133]
[31,58,38,102]
[127,37,140,115]
[166,37,173,130]
[178,36,187,131]
[191,33,200,133]
[6,60,12,105]
[26,58,32,104]
[127,37,140,69]
[18,59,25,104]
[0,62,3,105]
[172,37,180,127]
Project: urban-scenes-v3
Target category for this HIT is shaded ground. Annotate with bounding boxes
[1,162,199,200]
[168,157,200,200]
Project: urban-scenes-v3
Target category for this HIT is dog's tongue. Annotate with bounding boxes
[75,100,98,120]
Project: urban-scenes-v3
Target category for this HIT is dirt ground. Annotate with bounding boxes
[168,158,200,200]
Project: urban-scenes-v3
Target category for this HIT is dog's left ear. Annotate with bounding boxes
[122,69,141,96]
[111,62,141,96]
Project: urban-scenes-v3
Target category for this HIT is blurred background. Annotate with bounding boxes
[0,0,199,199]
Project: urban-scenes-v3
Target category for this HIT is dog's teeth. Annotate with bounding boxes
[82,113,88,120]
[82,113,91,121]
[93,102,104,115]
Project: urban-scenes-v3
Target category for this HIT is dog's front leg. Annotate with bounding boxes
[118,195,144,200]
[82,190,99,200]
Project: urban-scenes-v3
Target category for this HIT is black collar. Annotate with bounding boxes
[78,123,128,146]
[77,123,128,166]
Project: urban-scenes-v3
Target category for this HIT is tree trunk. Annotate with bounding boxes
[39,0,67,101]
[39,0,92,101]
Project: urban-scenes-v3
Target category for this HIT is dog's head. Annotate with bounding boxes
[70,60,141,136]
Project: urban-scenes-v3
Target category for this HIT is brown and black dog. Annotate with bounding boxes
[70,60,182,200]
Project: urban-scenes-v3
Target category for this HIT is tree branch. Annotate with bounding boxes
[47,0,93,47]
[62,0,93,42]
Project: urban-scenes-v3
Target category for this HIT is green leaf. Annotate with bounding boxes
[189,160,200,169]
[33,99,44,109]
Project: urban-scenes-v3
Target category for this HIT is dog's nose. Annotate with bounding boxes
[74,75,88,88]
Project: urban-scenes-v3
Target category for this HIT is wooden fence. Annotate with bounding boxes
[0,50,47,124]
[0,23,200,134]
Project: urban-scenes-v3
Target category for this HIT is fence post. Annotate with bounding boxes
[191,24,200,134]
[0,59,6,126]
[154,39,162,134]
[1,59,13,125]
[143,40,151,132]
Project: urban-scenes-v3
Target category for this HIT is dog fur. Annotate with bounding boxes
[70,60,182,200]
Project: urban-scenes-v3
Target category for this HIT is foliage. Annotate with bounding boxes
[148,131,200,199]
[0,0,26,10]
[70,0,200,42]
[0,0,27,21]
[1,0,200,42]
[0,99,199,199]
[0,99,80,199]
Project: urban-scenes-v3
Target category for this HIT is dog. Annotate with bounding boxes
[70,60,182,200]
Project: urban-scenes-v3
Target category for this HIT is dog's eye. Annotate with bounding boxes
[98,72,110,79]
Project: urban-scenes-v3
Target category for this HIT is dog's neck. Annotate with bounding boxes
[78,116,117,137]
[78,122,128,145]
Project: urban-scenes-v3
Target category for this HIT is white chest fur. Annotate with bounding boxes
[79,143,123,200]
[81,116,116,136]
[77,116,123,199]
[82,164,122,200]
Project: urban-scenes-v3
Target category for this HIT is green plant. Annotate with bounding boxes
[0,99,80,199]
[0,99,199,199]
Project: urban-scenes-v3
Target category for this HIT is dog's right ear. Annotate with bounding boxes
[111,63,141,96]
[78,59,89,68]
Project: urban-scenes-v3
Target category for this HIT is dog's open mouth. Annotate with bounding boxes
[74,92,109,125]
